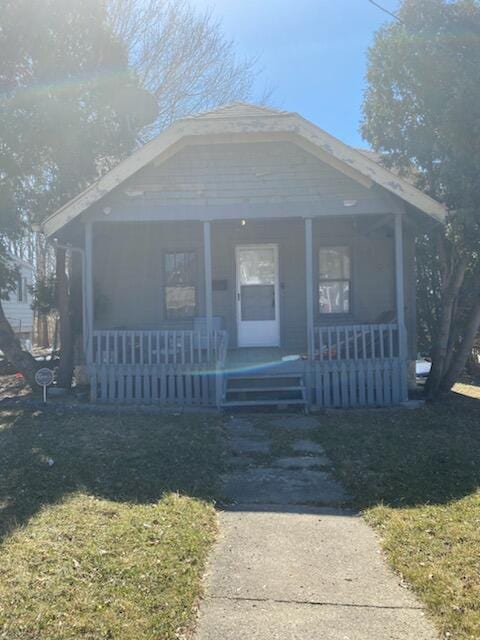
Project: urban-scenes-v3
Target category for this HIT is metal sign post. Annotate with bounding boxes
[34,368,54,405]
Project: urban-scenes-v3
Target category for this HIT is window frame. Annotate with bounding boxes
[163,250,198,321]
[318,245,352,316]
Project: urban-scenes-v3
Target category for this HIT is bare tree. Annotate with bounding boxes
[107,0,264,138]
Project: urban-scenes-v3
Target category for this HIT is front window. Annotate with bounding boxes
[319,246,351,314]
[165,252,196,319]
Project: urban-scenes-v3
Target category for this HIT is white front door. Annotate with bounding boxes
[236,244,280,347]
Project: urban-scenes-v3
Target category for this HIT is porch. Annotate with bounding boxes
[84,212,410,409]
[88,322,405,408]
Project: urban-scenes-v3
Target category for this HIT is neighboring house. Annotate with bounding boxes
[43,103,446,408]
[3,242,34,347]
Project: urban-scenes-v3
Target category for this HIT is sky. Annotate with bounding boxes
[189,0,400,148]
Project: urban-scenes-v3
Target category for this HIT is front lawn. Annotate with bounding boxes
[0,409,226,640]
[313,386,480,640]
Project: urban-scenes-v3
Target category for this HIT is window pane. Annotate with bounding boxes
[165,252,196,285]
[319,247,350,280]
[319,281,350,314]
[166,286,195,318]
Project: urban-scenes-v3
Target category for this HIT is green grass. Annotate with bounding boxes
[0,409,226,639]
[312,388,480,640]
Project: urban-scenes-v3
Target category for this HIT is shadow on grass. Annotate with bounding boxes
[312,391,480,510]
[0,409,226,541]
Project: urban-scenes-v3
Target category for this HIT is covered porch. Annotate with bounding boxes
[84,213,410,409]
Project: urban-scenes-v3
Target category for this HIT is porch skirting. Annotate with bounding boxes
[89,364,219,406]
[311,358,407,408]
[88,358,407,408]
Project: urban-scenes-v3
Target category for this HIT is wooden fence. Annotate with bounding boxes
[311,358,407,407]
[314,323,399,361]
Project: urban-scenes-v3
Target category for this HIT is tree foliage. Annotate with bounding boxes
[362,0,480,397]
[107,0,260,138]
[0,0,261,387]
[0,0,153,384]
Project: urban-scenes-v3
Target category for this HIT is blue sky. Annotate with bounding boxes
[189,0,400,148]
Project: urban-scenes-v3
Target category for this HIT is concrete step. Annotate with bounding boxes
[221,398,307,408]
[226,385,304,393]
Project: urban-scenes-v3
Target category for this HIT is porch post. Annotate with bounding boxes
[394,212,408,400]
[84,221,94,364]
[305,218,314,360]
[203,221,213,336]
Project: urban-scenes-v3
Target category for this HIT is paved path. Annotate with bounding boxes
[194,415,437,640]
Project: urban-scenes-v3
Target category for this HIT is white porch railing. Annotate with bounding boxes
[311,323,406,406]
[313,323,399,361]
[89,329,229,404]
[91,329,227,366]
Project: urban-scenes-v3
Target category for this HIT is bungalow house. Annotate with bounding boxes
[43,103,445,409]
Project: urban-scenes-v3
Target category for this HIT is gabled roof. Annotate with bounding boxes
[43,103,446,237]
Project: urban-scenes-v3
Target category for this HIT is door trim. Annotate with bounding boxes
[235,243,280,348]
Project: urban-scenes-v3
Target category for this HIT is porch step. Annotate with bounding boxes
[221,399,307,408]
[226,386,303,393]
[222,373,307,410]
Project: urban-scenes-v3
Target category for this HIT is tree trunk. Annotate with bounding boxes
[425,255,468,399]
[0,300,38,388]
[440,294,480,394]
[55,247,74,389]
[35,233,50,348]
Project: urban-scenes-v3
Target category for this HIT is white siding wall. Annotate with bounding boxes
[4,261,34,335]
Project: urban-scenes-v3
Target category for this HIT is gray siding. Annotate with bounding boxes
[94,140,401,222]
[93,221,205,329]
[92,217,416,357]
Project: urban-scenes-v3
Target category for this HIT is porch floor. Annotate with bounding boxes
[225,348,307,375]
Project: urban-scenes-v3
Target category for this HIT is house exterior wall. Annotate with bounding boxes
[88,138,416,363]
[93,221,206,330]
[93,139,403,224]
[3,260,34,339]
[92,217,416,359]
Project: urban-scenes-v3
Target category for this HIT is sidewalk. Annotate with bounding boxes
[193,415,437,640]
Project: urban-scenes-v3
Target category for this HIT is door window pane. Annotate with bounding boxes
[238,248,275,285]
[241,284,275,321]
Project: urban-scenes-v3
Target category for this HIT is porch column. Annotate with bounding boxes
[394,212,408,400]
[84,221,94,364]
[305,218,315,359]
[203,221,213,336]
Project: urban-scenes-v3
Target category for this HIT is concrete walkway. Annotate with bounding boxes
[194,415,438,640]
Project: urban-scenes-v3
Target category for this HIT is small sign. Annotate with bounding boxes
[35,368,54,404]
